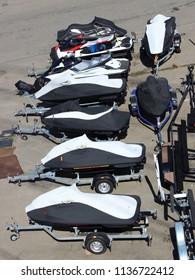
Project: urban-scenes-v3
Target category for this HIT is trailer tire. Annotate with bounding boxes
[26,104,33,109]
[170,91,177,109]
[174,46,181,54]
[93,177,115,194]
[129,95,138,117]
[10,234,19,241]
[84,232,110,255]
[21,134,28,141]
[175,222,188,260]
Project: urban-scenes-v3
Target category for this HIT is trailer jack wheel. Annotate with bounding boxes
[147,235,153,246]
[10,233,20,241]
[21,134,28,141]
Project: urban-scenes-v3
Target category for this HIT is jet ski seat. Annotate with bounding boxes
[73,53,111,71]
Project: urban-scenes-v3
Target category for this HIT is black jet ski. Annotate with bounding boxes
[129,75,177,151]
[8,134,146,194]
[50,16,136,62]
[15,52,131,95]
[6,184,157,254]
[14,100,130,143]
[25,184,141,229]
[140,14,181,75]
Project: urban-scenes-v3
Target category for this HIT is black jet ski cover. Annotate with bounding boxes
[41,100,130,133]
[136,76,171,117]
[41,134,146,169]
[142,15,176,55]
[25,184,141,228]
[162,16,176,53]
[34,75,126,103]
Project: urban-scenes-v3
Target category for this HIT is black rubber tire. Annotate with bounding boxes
[129,95,138,117]
[10,234,19,241]
[84,232,110,254]
[175,47,181,54]
[94,178,114,194]
[21,134,28,141]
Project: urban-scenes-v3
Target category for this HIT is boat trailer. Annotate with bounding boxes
[8,163,144,194]
[153,65,195,259]
[6,209,157,255]
[172,190,195,260]
[14,119,71,144]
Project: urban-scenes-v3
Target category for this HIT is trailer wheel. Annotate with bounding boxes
[175,222,188,260]
[21,134,28,141]
[84,232,110,255]
[10,234,19,241]
[170,91,177,109]
[26,104,33,109]
[129,95,138,117]
[94,178,114,194]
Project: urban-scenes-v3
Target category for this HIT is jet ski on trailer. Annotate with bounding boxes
[14,53,129,117]
[50,16,135,62]
[16,53,130,94]
[6,184,157,255]
[8,134,146,194]
[140,14,181,75]
[15,74,127,116]
[129,75,177,151]
[50,52,130,78]
[14,100,130,143]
